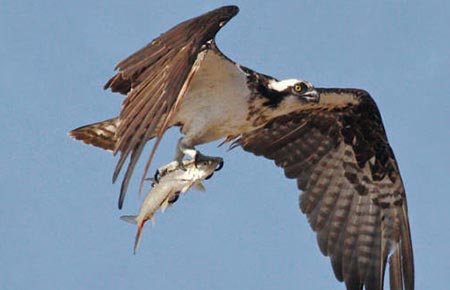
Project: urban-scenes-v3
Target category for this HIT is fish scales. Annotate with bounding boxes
[121,158,222,253]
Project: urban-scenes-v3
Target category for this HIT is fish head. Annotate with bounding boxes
[188,157,223,181]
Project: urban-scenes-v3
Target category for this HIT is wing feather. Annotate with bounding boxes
[103,6,239,208]
[238,89,414,290]
[68,117,119,151]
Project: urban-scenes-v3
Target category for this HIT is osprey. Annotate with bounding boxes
[69,5,414,290]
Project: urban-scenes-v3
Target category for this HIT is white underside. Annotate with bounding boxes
[171,49,323,148]
[173,50,253,146]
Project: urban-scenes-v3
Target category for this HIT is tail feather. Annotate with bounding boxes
[69,117,119,151]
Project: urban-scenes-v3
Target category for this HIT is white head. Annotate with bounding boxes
[267,79,319,103]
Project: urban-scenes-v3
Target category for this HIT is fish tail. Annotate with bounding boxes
[134,222,144,255]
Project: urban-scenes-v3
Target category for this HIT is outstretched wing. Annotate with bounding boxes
[104,6,239,208]
[237,89,414,290]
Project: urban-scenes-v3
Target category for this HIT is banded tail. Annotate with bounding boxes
[69,117,119,151]
[69,117,162,152]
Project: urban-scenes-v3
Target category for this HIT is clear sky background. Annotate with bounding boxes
[1,0,449,289]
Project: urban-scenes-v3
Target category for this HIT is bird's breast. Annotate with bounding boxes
[170,48,262,144]
[174,80,255,143]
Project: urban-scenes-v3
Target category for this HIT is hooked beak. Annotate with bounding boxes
[302,89,320,103]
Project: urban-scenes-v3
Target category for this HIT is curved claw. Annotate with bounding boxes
[178,161,187,171]
[194,153,201,169]
[205,172,214,180]
[215,160,224,172]
[153,170,161,184]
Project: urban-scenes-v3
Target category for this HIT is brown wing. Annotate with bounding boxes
[103,6,239,208]
[237,89,414,290]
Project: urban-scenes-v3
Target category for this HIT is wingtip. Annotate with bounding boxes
[401,208,415,290]
[206,5,239,25]
[389,248,403,290]
[115,160,132,209]
[223,5,239,14]
[118,180,127,209]
[213,5,239,14]
[118,193,125,209]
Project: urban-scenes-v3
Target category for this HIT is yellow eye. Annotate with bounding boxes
[294,83,304,92]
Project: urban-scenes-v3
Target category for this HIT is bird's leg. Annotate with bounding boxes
[177,138,223,171]
[153,138,195,182]
[175,138,223,171]
[154,138,224,183]
[174,138,197,170]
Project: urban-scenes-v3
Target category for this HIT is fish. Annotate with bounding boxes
[120,158,223,254]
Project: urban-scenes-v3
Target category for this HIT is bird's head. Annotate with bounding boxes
[267,79,320,104]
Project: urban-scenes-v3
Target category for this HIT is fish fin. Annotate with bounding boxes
[194,182,206,192]
[120,215,137,224]
[150,217,156,226]
[181,184,192,193]
[161,198,170,213]
[133,222,144,254]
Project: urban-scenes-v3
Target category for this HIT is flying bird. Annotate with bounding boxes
[69,5,414,290]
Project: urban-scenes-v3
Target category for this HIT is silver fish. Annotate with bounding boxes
[121,158,222,254]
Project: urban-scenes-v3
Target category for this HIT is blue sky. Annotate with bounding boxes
[1,0,449,289]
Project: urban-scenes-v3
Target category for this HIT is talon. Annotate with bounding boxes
[205,172,214,180]
[215,159,224,172]
[194,152,201,168]
[178,160,187,171]
[154,169,161,183]
[154,160,181,184]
